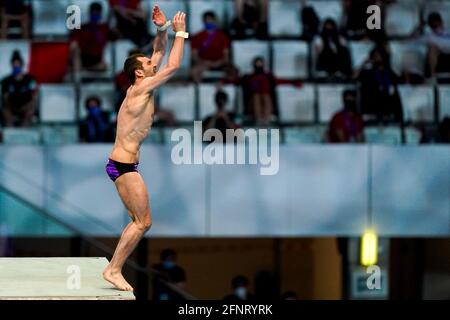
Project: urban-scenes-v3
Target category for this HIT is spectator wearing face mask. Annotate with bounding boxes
[224,275,255,301]
[327,89,365,143]
[313,18,352,79]
[230,0,268,39]
[202,90,238,140]
[191,11,231,83]
[1,50,37,127]
[79,96,113,143]
[69,2,117,77]
[152,249,187,300]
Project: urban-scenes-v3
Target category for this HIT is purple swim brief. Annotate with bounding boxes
[105,158,139,182]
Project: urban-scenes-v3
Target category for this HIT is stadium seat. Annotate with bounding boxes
[277,84,315,123]
[268,0,302,37]
[158,83,196,122]
[389,41,427,76]
[349,41,374,71]
[2,128,41,145]
[188,0,230,35]
[148,0,186,35]
[272,41,309,79]
[398,85,435,123]
[385,1,420,37]
[79,83,116,119]
[0,40,30,80]
[305,0,343,25]
[424,1,450,31]
[32,0,70,36]
[40,84,77,123]
[41,125,79,144]
[113,40,137,74]
[232,40,269,74]
[283,126,326,144]
[438,85,450,121]
[404,126,422,145]
[364,126,402,145]
[198,84,237,120]
[318,85,349,123]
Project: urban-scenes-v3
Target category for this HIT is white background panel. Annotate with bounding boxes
[46,145,124,236]
[287,146,369,236]
[372,146,450,236]
[139,146,207,236]
[210,153,292,236]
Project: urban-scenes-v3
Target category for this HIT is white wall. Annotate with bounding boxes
[0,145,449,237]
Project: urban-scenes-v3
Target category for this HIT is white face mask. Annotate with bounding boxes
[235,287,247,300]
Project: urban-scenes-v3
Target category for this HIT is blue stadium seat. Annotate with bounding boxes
[385,1,420,37]
[438,85,450,121]
[272,41,309,79]
[40,84,77,123]
[79,83,116,119]
[114,40,138,74]
[2,128,41,145]
[268,0,302,37]
[404,126,422,145]
[349,41,374,71]
[389,40,427,77]
[232,40,269,74]
[318,85,350,123]
[398,85,435,123]
[364,126,402,145]
[277,84,315,123]
[158,83,196,122]
[198,84,237,120]
[41,125,79,144]
[283,126,326,144]
[0,40,30,80]
[32,0,71,36]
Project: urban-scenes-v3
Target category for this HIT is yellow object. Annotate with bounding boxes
[360,229,378,266]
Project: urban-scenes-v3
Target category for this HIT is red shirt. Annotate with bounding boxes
[191,30,230,61]
[70,23,111,57]
[328,110,364,142]
[109,0,141,9]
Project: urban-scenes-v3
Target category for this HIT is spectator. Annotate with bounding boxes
[230,0,268,39]
[281,291,298,300]
[202,90,238,140]
[436,117,450,143]
[0,0,30,39]
[69,2,116,77]
[422,12,450,79]
[79,96,113,143]
[314,18,352,79]
[224,275,254,301]
[358,46,403,124]
[327,89,365,143]
[300,5,320,42]
[153,249,187,300]
[191,11,231,83]
[109,0,151,47]
[240,57,302,125]
[1,50,37,127]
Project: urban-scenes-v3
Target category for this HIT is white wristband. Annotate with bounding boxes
[157,20,171,32]
[175,31,189,39]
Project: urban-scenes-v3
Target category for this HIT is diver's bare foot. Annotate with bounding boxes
[103,267,134,291]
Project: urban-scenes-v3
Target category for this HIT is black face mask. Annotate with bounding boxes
[344,100,357,112]
[254,66,264,73]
